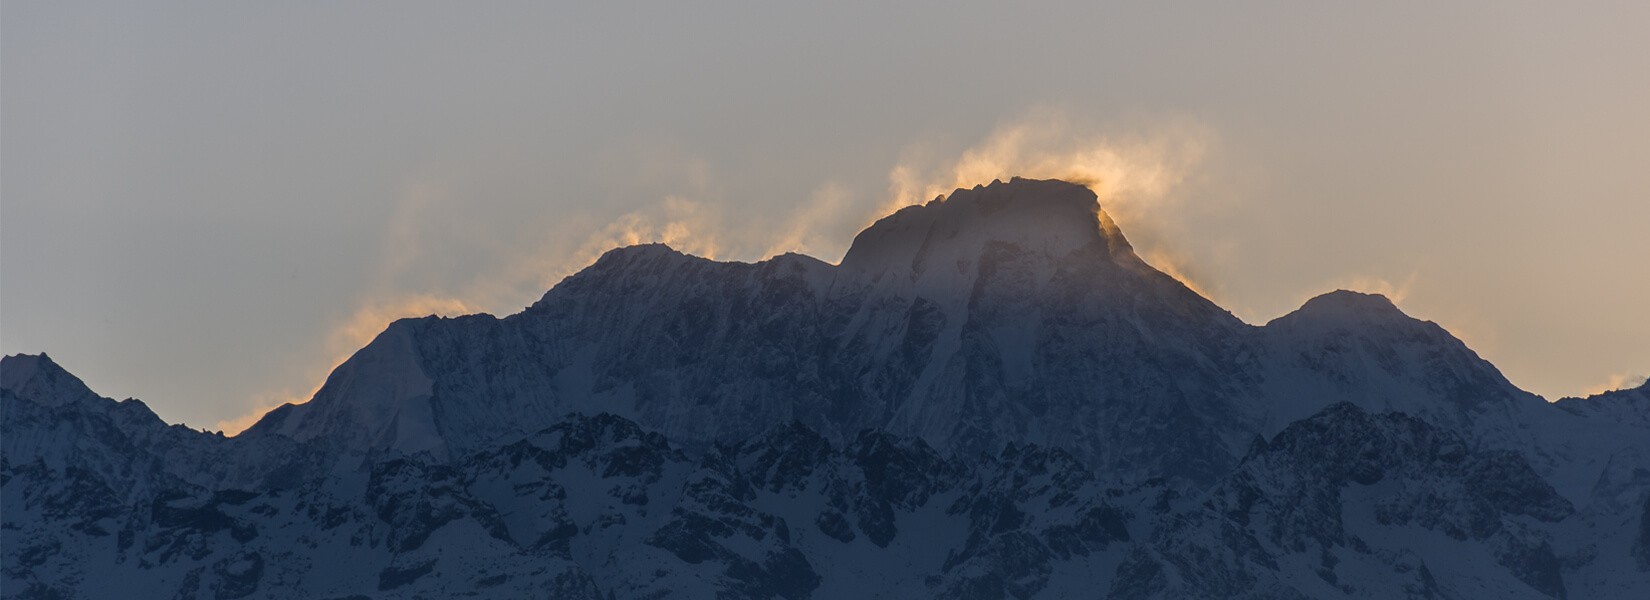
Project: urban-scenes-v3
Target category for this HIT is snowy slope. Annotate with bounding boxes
[0,354,321,493]
[11,385,1639,599]
[5,393,1140,598]
[1113,404,1575,599]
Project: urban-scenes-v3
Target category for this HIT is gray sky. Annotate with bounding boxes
[4,1,1647,433]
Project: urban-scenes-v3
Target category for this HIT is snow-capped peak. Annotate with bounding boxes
[838,177,1134,278]
[1297,288,1400,313]
[1272,290,1407,325]
[0,353,99,408]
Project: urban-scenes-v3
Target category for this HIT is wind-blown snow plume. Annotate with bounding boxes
[884,110,1208,218]
[1142,249,1216,300]
[1587,372,1649,396]
[761,182,857,259]
[569,195,725,266]
[883,109,1215,293]
[221,113,1217,433]
[215,294,473,434]
[1335,273,1419,304]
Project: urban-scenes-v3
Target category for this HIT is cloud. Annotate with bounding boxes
[326,295,475,355]
[879,108,1211,229]
[528,109,1216,287]
[880,108,1218,297]
[1334,273,1419,304]
[216,294,474,435]
[567,195,724,267]
[761,182,857,259]
[221,109,1218,432]
[1585,372,1649,396]
[1141,249,1216,301]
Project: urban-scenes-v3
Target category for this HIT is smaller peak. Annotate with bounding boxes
[1,352,97,407]
[758,251,834,275]
[1,353,58,388]
[1560,375,1650,405]
[765,251,830,266]
[1302,290,1401,314]
[583,243,724,275]
[528,243,719,314]
[1269,290,1413,328]
[595,243,687,264]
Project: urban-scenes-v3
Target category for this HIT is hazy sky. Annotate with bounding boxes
[4,1,1647,433]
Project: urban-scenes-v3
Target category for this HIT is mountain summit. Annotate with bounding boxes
[840,177,1138,277]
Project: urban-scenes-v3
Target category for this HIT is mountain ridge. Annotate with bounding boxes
[234,178,1552,491]
[5,176,1647,599]
[244,177,1253,477]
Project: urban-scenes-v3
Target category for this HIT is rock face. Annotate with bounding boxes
[8,378,1638,599]
[4,177,1648,598]
[1114,404,1573,599]
[4,386,1137,598]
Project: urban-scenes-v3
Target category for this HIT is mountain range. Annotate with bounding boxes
[4,177,1647,598]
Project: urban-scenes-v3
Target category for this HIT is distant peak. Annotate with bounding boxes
[1565,376,1650,404]
[1262,289,1475,353]
[1,352,98,407]
[839,177,1133,274]
[1298,290,1402,315]
[594,243,689,265]
[2,353,65,390]
[1264,289,1431,333]
[571,243,707,280]
[1270,290,1420,328]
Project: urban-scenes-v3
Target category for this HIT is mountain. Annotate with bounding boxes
[240,178,1550,487]
[5,177,1647,598]
[247,178,1258,485]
